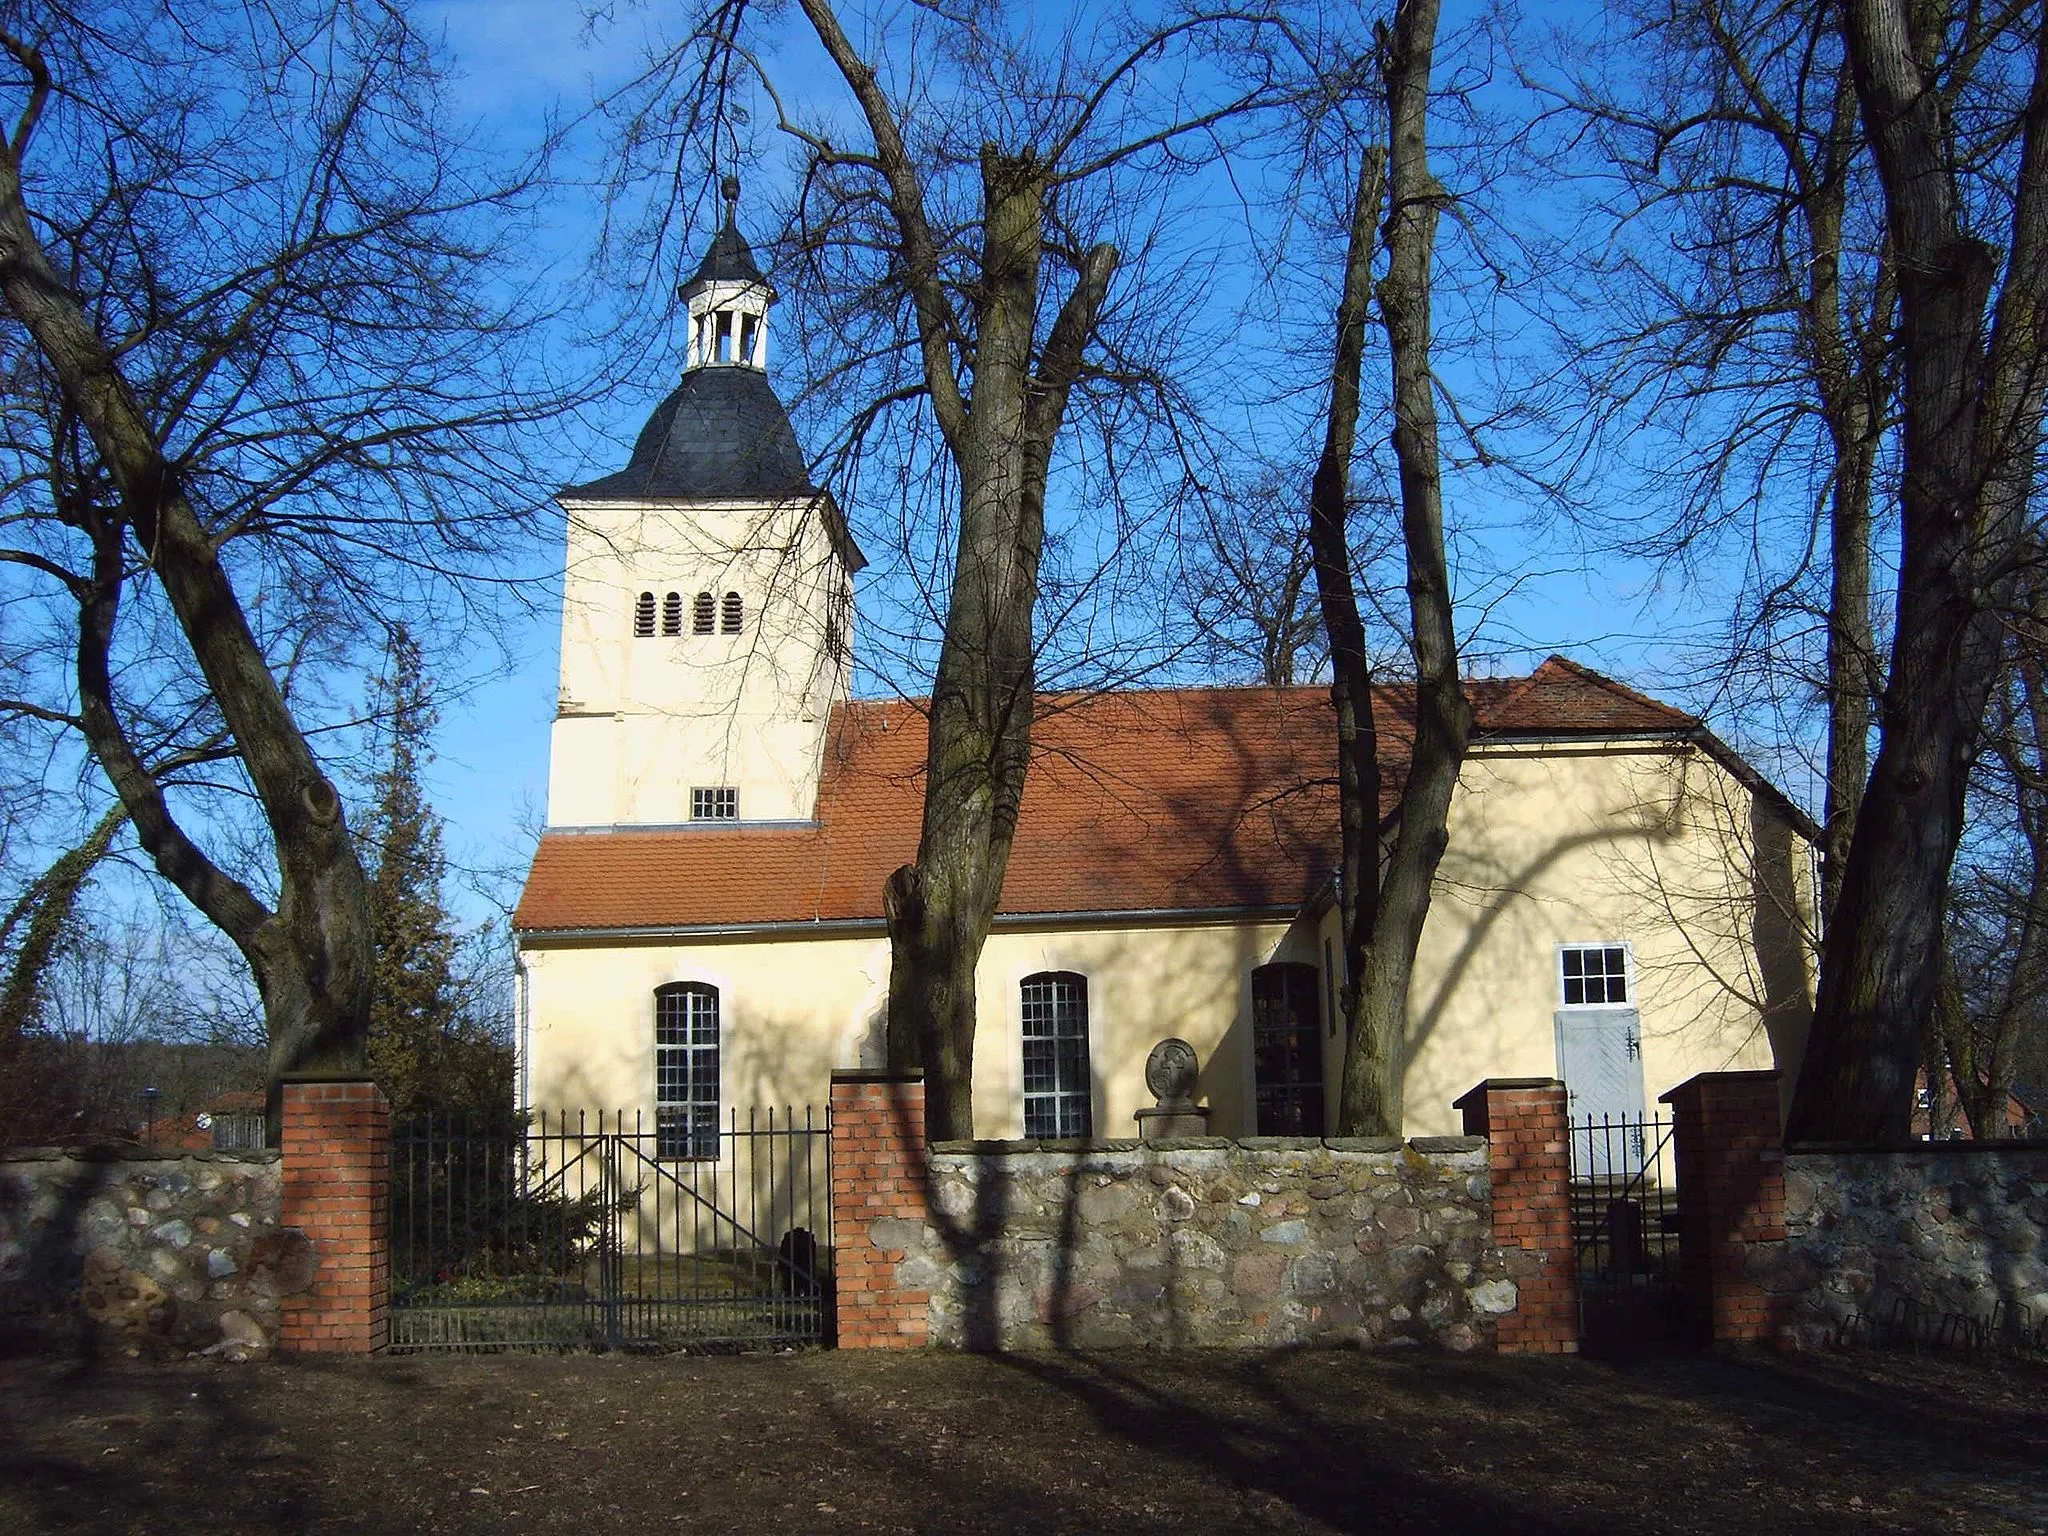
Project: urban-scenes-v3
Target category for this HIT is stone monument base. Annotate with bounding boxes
[1134,1105,1212,1140]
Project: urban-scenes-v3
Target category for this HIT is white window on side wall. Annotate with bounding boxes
[1020,971,1090,1139]
[1558,943,1630,1007]
[655,983,720,1159]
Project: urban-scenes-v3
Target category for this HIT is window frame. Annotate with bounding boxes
[633,591,656,637]
[1019,970,1091,1140]
[1251,960,1326,1136]
[1557,942,1633,1009]
[720,590,744,634]
[692,590,715,634]
[654,982,720,1161]
[661,591,683,636]
[690,786,738,821]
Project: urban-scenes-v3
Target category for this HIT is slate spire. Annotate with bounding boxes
[563,177,809,501]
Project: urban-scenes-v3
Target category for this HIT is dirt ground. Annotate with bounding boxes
[2,1344,2044,1534]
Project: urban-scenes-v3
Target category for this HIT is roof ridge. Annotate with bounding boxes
[1529,654,1698,727]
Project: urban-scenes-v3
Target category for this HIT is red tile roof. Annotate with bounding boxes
[513,657,1697,934]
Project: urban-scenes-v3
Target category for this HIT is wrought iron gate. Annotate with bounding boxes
[1567,1112,1687,1352]
[390,1109,831,1352]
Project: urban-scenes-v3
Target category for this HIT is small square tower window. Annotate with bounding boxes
[691,787,738,821]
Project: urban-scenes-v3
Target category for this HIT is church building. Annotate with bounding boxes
[512,195,1817,1145]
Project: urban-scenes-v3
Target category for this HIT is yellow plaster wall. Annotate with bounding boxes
[519,739,1814,1139]
[549,496,849,825]
[521,919,1300,1143]
[1320,739,1813,1132]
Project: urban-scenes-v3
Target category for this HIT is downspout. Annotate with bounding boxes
[513,943,532,1119]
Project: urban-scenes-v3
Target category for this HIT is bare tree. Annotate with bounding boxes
[612,1,1294,1136]
[1542,0,1893,926]
[1939,577,2048,1137]
[0,2,569,1097]
[1298,0,1473,1136]
[1188,463,1329,687]
[1789,0,2048,1140]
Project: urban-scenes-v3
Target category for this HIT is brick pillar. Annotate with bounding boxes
[829,1070,930,1349]
[278,1078,390,1354]
[1661,1070,1786,1347]
[1456,1077,1578,1355]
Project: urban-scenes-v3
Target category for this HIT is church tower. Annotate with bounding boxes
[548,179,863,828]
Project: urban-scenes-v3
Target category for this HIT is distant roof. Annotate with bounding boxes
[515,658,1721,935]
[563,366,815,502]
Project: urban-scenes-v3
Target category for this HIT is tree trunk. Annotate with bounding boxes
[1308,137,1389,1134]
[852,137,1114,1140]
[1313,0,1470,1138]
[1820,422,1878,925]
[1347,0,1472,1136]
[0,84,373,1093]
[1804,64,1892,928]
[1787,0,2048,1141]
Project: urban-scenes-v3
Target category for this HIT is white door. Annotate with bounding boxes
[1555,1007,1646,1175]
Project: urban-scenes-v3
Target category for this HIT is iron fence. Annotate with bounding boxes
[1838,1294,2048,1356]
[389,1107,831,1353]
[206,1112,267,1151]
[1568,1113,1686,1350]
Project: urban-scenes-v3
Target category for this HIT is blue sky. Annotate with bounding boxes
[405,0,1818,929]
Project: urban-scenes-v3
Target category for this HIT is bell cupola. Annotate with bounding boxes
[682,175,774,372]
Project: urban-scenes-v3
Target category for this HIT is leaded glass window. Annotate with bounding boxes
[1021,972,1090,1139]
[656,983,720,1159]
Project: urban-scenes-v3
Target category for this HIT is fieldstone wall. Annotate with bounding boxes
[0,1148,302,1359]
[1758,1145,2048,1348]
[913,1137,1515,1351]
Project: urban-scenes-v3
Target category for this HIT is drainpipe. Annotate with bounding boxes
[513,944,532,1120]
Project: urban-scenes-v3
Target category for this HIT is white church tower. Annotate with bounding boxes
[548,178,863,828]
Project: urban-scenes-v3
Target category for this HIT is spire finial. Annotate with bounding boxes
[720,174,740,224]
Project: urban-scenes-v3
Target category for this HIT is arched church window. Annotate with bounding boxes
[722,591,744,634]
[661,591,683,636]
[693,591,715,634]
[655,983,720,1160]
[633,591,656,637]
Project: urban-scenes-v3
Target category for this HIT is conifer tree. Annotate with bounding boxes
[361,629,504,1118]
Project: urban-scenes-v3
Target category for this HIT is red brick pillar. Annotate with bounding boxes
[829,1070,930,1349]
[1456,1078,1578,1355]
[1661,1070,1786,1347]
[278,1078,390,1353]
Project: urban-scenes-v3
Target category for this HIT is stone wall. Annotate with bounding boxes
[911,1137,1515,1351]
[1759,1145,2048,1349]
[0,1148,302,1359]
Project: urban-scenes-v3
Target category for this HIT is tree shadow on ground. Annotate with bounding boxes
[4,1347,2046,1535]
